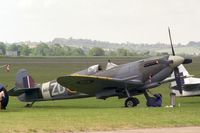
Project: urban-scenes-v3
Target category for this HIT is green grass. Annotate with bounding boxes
[0,56,200,133]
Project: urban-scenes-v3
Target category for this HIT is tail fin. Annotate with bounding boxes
[171,64,190,88]
[170,64,195,96]
[16,69,36,88]
[177,64,190,76]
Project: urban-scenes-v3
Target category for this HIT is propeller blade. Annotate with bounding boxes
[168,27,175,56]
[174,67,183,94]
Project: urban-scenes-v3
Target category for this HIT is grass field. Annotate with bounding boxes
[0,56,200,133]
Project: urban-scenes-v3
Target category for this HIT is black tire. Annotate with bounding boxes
[125,97,139,107]
[25,104,31,108]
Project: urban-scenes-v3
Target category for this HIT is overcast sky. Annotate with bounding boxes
[0,0,200,44]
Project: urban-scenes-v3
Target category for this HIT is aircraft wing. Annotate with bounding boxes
[57,74,144,96]
[8,87,40,96]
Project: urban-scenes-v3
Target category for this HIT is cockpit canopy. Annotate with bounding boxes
[75,60,117,75]
[87,64,102,74]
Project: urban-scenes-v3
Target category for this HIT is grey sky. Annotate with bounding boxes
[0,0,200,44]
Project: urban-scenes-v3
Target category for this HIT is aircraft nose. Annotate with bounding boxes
[168,55,185,68]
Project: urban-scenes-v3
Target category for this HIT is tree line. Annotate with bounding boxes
[0,42,150,57]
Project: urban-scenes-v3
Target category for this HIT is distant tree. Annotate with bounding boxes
[108,50,117,56]
[88,47,105,56]
[0,42,6,55]
[143,51,150,55]
[49,44,65,56]
[127,50,138,56]
[63,46,72,56]
[32,43,50,56]
[117,48,128,56]
[19,44,31,56]
[71,48,85,56]
[7,44,21,51]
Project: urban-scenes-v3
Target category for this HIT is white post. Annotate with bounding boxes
[170,92,176,107]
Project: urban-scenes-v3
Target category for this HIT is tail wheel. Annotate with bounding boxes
[125,97,139,107]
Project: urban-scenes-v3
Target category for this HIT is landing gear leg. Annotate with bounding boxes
[25,102,35,108]
[144,90,153,107]
[124,84,139,107]
[144,90,150,100]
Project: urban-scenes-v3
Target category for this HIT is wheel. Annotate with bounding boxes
[125,97,139,107]
[25,104,32,108]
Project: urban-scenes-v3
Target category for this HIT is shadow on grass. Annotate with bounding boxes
[29,104,124,109]
[182,101,200,105]
[5,105,122,112]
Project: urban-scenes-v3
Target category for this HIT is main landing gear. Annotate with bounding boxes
[125,97,139,107]
[124,84,140,107]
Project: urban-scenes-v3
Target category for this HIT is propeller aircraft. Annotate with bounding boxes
[8,28,192,107]
[170,64,200,107]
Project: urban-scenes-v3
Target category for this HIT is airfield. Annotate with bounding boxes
[0,56,200,133]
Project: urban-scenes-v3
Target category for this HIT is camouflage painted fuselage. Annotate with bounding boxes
[10,55,185,102]
[57,55,180,99]
[17,80,89,102]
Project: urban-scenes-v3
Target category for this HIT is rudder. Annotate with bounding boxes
[16,69,36,88]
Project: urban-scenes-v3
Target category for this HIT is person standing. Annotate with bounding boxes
[0,85,9,110]
[0,90,5,109]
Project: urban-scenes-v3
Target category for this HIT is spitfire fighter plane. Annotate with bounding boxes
[9,28,192,107]
[57,29,192,107]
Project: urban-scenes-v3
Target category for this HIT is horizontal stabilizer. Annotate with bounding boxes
[8,87,40,96]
